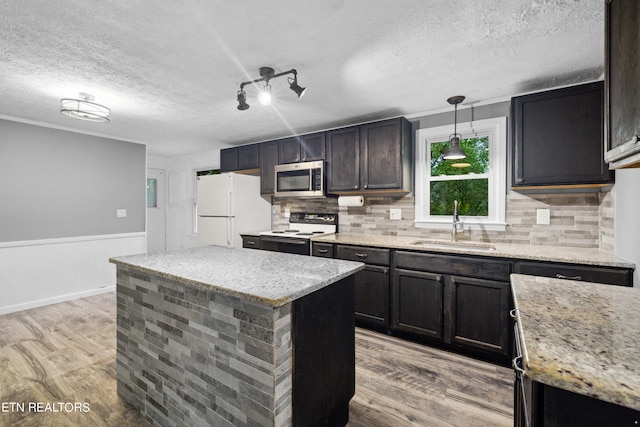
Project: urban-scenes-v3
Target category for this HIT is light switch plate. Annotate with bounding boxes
[116,209,127,218]
[390,208,401,220]
[536,208,550,225]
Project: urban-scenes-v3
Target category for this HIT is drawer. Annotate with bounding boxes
[241,235,261,249]
[336,245,390,266]
[312,242,334,258]
[517,261,633,287]
[395,251,512,282]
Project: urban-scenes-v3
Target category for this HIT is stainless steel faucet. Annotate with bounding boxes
[452,200,464,242]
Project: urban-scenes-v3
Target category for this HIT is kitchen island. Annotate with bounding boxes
[511,274,640,426]
[110,246,364,427]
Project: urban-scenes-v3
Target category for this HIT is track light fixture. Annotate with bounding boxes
[237,67,306,111]
[443,95,467,160]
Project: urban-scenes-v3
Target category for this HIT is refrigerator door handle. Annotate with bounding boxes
[227,217,233,247]
[228,191,233,217]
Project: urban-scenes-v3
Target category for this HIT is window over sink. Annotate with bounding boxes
[414,117,507,231]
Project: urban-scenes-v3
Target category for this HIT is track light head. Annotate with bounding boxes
[288,77,306,98]
[258,83,272,106]
[237,90,249,111]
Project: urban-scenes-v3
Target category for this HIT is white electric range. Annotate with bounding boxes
[259,213,337,255]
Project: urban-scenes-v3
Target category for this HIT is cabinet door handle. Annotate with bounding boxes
[355,253,368,259]
[247,240,256,245]
[364,184,368,189]
[317,249,328,254]
[555,274,582,281]
[516,177,524,183]
[509,309,517,320]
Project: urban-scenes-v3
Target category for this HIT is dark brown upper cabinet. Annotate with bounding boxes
[259,140,278,195]
[604,0,640,169]
[278,132,326,164]
[220,144,260,173]
[511,81,614,192]
[326,117,412,195]
[326,126,361,192]
[220,147,237,172]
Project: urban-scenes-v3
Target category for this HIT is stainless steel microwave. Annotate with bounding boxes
[274,160,325,198]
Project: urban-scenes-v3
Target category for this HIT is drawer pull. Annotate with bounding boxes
[317,249,328,254]
[355,253,368,259]
[509,309,517,320]
[246,240,256,245]
[555,274,582,281]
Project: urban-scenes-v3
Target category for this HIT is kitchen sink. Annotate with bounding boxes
[409,239,496,252]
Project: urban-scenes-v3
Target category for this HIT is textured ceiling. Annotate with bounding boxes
[0,0,604,158]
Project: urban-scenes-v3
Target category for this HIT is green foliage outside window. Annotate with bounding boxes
[429,136,489,216]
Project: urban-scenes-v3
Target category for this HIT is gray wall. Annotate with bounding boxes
[412,101,511,130]
[0,119,145,242]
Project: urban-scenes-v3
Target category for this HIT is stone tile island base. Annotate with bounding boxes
[116,264,355,427]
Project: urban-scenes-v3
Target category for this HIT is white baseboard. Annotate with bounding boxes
[0,285,116,315]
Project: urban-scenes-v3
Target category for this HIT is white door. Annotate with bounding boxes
[197,216,233,247]
[147,168,166,253]
[197,174,233,217]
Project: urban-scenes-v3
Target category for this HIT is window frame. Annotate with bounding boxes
[414,116,507,231]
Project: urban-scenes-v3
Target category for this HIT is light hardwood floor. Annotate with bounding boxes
[0,292,513,427]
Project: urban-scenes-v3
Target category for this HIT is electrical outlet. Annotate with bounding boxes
[116,208,127,218]
[390,208,402,220]
[536,208,550,225]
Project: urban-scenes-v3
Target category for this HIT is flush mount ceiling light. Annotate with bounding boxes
[443,95,467,160]
[60,92,110,123]
[236,66,306,111]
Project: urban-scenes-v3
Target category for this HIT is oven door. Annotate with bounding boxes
[260,236,310,255]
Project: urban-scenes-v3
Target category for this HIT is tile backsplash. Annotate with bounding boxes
[272,191,615,251]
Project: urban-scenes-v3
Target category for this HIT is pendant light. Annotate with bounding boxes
[443,95,467,160]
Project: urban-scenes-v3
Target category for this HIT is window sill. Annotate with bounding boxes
[414,220,507,232]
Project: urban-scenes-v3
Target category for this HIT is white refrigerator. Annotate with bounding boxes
[196,173,271,248]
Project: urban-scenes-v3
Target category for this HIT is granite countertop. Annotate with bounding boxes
[312,233,634,268]
[511,273,640,411]
[110,246,364,307]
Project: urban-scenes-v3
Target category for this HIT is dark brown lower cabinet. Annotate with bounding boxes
[335,245,391,329]
[312,242,634,368]
[515,375,640,426]
[445,276,510,356]
[292,275,355,426]
[241,234,261,249]
[393,251,512,364]
[516,260,633,286]
[392,269,444,340]
[354,265,390,327]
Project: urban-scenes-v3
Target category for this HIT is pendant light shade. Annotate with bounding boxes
[444,136,467,160]
[443,95,467,160]
[60,93,110,123]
